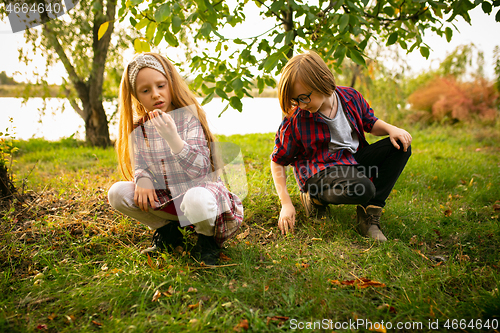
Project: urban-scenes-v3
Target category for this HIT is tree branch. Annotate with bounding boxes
[41,24,82,90]
[254,0,286,24]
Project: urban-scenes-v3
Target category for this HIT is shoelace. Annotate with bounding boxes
[367,214,381,227]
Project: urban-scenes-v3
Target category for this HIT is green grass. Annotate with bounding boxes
[1,124,499,332]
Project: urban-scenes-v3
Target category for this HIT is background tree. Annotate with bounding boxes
[120,0,500,114]
[1,0,132,147]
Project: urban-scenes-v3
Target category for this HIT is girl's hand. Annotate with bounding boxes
[149,110,178,142]
[134,177,159,211]
[388,127,412,152]
[278,203,296,235]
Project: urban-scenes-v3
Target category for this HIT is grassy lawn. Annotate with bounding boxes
[1,124,499,332]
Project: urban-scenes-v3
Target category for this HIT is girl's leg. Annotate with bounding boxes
[353,137,411,207]
[180,187,218,236]
[108,181,179,229]
[180,187,220,265]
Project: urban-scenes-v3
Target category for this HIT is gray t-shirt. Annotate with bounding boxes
[318,92,359,154]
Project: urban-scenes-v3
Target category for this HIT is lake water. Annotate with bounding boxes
[0,97,283,140]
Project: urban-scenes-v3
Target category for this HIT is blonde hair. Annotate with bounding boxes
[278,50,337,117]
[116,52,217,180]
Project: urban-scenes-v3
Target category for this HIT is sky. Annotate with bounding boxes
[0,4,499,84]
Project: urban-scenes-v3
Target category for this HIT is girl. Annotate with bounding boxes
[271,51,412,241]
[108,52,244,265]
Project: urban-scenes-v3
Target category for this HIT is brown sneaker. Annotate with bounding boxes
[356,205,387,242]
[300,191,326,218]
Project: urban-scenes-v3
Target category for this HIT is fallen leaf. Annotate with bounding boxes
[187,302,199,310]
[493,203,500,211]
[377,304,397,314]
[409,235,418,245]
[234,319,249,331]
[187,287,198,293]
[368,322,387,333]
[264,286,269,291]
[164,285,176,296]
[236,228,250,240]
[328,279,342,286]
[92,320,102,326]
[36,324,48,330]
[266,316,289,326]
[47,313,57,320]
[146,254,155,269]
[444,209,452,217]
[330,278,386,288]
[219,253,232,262]
[414,250,431,261]
[152,290,162,302]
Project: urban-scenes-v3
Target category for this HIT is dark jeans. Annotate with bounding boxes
[304,138,411,207]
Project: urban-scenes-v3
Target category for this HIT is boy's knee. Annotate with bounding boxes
[352,178,376,202]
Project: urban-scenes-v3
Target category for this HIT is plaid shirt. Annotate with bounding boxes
[271,86,378,191]
[132,107,243,245]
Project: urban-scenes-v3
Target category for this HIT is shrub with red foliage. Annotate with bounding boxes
[408,76,498,121]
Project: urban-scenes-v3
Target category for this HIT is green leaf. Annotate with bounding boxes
[386,31,398,46]
[201,92,215,105]
[445,27,453,42]
[383,6,395,16]
[200,22,212,38]
[135,18,149,30]
[339,14,349,32]
[172,16,182,34]
[141,40,151,52]
[333,45,346,64]
[274,33,284,44]
[420,46,430,59]
[146,22,156,41]
[97,21,109,41]
[134,38,142,53]
[284,30,294,46]
[154,3,171,23]
[229,96,243,112]
[257,77,265,93]
[153,30,163,46]
[482,1,492,13]
[348,48,366,67]
[218,103,230,117]
[164,32,179,47]
[215,88,229,100]
[231,78,243,91]
[263,53,281,72]
[496,9,500,22]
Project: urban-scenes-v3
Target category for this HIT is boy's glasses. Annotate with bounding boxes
[290,92,312,106]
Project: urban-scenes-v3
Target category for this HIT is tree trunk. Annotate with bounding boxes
[85,102,111,147]
[0,163,15,200]
[41,0,116,148]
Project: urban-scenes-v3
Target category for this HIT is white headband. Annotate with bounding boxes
[128,54,168,94]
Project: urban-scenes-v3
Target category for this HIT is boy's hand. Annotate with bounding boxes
[278,203,296,235]
[388,127,412,152]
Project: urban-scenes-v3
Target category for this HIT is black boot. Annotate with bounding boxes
[141,221,184,255]
[193,234,220,266]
